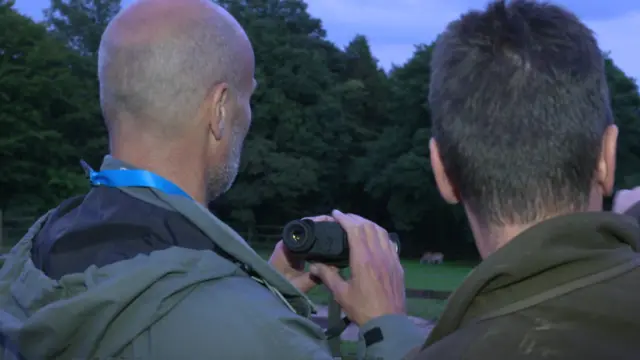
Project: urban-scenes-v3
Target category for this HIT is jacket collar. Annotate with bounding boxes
[425,211,640,346]
[100,155,135,170]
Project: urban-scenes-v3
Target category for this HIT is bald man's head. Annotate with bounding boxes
[98,0,254,135]
[98,0,256,203]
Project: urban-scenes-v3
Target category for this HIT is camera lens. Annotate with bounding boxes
[282,220,315,254]
[291,228,304,242]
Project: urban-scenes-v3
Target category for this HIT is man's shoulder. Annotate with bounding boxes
[417,306,639,360]
[32,187,219,278]
[416,274,640,360]
[142,275,327,359]
[162,274,321,329]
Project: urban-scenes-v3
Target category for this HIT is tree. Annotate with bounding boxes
[349,45,467,256]
[44,0,113,175]
[341,35,390,133]
[0,1,96,211]
[45,0,121,57]
[213,0,353,229]
[2,0,640,259]
[322,35,394,221]
[605,58,640,189]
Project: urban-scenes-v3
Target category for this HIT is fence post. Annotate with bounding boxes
[327,269,346,358]
[247,226,254,244]
[0,209,3,249]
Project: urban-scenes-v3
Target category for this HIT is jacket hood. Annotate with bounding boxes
[0,212,242,359]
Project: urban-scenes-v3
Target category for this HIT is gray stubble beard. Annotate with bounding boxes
[205,124,245,202]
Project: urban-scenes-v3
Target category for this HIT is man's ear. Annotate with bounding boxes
[597,124,618,196]
[430,138,460,204]
[209,83,228,141]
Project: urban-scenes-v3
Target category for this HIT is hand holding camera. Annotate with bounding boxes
[281,215,400,268]
[281,210,407,327]
[268,214,335,293]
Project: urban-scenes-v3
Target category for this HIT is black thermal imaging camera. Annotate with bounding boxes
[281,219,400,268]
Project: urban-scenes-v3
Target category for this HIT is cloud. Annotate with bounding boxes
[587,11,640,82]
[13,0,639,81]
[306,0,640,81]
[305,0,459,68]
[307,0,458,31]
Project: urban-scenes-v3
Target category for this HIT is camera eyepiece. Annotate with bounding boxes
[281,218,400,268]
[282,219,315,253]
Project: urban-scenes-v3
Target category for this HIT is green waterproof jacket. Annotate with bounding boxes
[0,156,423,360]
[406,211,640,360]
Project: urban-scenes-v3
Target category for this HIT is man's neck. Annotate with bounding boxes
[110,146,208,205]
[469,207,602,259]
[471,222,537,259]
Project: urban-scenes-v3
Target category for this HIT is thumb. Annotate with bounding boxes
[309,264,348,300]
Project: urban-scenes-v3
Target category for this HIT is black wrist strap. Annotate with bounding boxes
[324,316,385,348]
[324,316,351,339]
[363,327,384,347]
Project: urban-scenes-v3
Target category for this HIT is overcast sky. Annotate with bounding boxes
[13,0,640,81]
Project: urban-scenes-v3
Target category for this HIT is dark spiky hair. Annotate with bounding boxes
[429,0,613,225]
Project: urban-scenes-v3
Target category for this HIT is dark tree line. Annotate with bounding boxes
[2,0,639,259]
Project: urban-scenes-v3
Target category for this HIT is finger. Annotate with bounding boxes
[352,218,392,254]
[309,263,348,302]
[268,241,285,264]
[361,222,379,248]
[345,213,366,224]
[331,209,355,233]
[332,210,368,263]
[374,225,392,253]
[269,240,305,271]
[350,216,386,253]
[345,213,382,245]
[302,215,336,222]
[361,223,388,267]
[357,221,396,272]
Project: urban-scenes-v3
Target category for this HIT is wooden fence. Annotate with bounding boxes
[0,209,37,250]
[0,213,287,249]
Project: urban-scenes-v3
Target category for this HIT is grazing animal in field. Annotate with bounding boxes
[420,252,444,265]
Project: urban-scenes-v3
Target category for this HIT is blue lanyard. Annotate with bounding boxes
[81,160,192,200]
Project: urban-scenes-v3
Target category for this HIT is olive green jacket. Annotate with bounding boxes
[408,211,640,360]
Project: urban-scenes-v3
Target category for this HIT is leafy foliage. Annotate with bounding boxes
[2,0,639,258]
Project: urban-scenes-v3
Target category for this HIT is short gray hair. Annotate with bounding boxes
[98,12,243,134]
